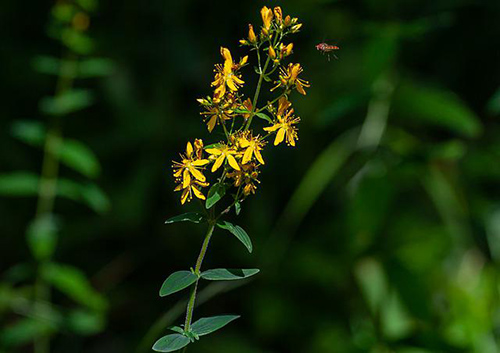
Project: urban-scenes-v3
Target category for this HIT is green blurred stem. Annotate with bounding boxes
[33,54,76,353]
[183,221,215,332]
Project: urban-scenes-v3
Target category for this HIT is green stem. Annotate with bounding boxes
[33,53,76,353]
[184,221,216,331]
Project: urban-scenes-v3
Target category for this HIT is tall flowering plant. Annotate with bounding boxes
[154,6,309,352]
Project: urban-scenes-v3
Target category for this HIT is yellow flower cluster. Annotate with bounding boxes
[172,6,309,205]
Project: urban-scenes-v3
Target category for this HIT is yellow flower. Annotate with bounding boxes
[175,179,209,204]
[268,45,276,59]
[261,6,273,30]
[206,143,240,172]
[238,132,265,165]
[212,47,245,102]
[197,94,237,132]
[263,97,300,146]
[272,63,310,95]
[172,140,210,203]
[280,43,293,58]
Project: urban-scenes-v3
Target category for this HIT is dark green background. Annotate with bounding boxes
[1,0,500,352]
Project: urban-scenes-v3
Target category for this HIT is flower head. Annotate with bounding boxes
[197,94,238,132]
[172,140,210,203]
[206,143,240,172]
[237,132,265,165]
[212,47,246,102]
[263,97,300,146]
[272,63,310,95]
[227,162,260,196]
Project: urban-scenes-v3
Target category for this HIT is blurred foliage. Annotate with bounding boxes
[1,0,500,352]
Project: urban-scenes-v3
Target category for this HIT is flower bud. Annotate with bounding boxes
[260,6,273,30]
[248,24,257,43]
[273,7,282,24]
[284,15,291,26]
[268,46,276,59]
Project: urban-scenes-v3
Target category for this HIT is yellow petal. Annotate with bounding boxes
[264,124,279,132]
[296,82,306,95]
[207,115,217,132]
[182,169,191,188]
[192,159,209,166]
[220,47,233,65]
[227,154,240,170]
[189,167,206,182]
[254,148,265,164]
[180,188,189,204]
[242,147,253,164]
[275,128,285,145]
[174,183,183,191]
[192,186,206,200]
[212,154,225,172]
[227,78,238,91]
[206,148,222,156]
[186,142,193,157]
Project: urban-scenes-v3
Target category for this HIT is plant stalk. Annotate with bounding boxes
[183,221,216,331]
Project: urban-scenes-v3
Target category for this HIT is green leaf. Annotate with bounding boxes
[11,120,45,146]
[235,201,241,215]
[60,139,101,178]
[203,143,223,150]
[0,172,39,196]
[201,268,259,281]
[206,183,226,209]
[41,263,107,311]
[168,326,184,334]
[255,112,272,123]
[233,108,251,114]
[165,212,204,224]
[39,89,94,116]
[0,318,52,348]
[152,334,190,352]
[26,215,58,261]
[79,183,110,214]
[191,315,240,336]
[159,271,198,297]
[67,309,105,335]
[78,58,115,78]
[216,221,252,253]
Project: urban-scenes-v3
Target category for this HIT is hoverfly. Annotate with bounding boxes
[315,42,340,61]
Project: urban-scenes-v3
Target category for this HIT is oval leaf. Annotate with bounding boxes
[60,139,101,178]
[152,334,190,352]
[216,221,252,253]
[201,268,259,281]
[191,315,240,336]
[206,183,226,209]
[159,271,197,297]
[165,212,204,224]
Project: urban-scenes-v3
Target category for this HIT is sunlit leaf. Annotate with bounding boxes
[165,212,204,224]
[201,268,259,281]
[159,271,197,297]
[152,334,190,352]
[191,315,240,336]
[216,221,252,253]
[206,183,226,209]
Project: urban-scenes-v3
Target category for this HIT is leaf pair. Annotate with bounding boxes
[159,268,259,297]
[153,315,240,352]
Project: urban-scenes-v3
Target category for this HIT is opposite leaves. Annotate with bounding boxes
[159,271,197,297]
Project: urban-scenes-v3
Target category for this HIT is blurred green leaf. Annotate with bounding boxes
[165,212,204,224]
[78,58,115,77]
[60,139,100,178]
[200,268,259,281]
[191,315,239,336]
[0,172,39,196]
[41,263,107,311]
[216,221,252,253]
[392,80,482,138]
[40,89,94,116]
[78,183,110,213]
[61,29,94,55]
[486,86,500,115]
[152,334,190,352]
[159,271,197,297]
[206,183,226,209]
[26,215,59,261]
[67,309,105,335]
[0,318,51,348]
[355,258,388,314]
[317,91,369,127]
[32,56,114,78]
[11,120,45,146]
